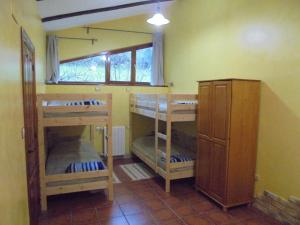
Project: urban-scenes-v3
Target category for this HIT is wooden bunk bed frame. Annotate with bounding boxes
[37,94,113,211]
[130,93,197,192]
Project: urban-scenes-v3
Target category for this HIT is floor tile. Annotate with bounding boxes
[151,208,176,223]
[229,206,260,221]
[116,194,138,204]
[172,205,195,217]
[143,199,166,211]
[162,196,182,208]
[72,208,98,225]
[183,214,213,225]
[97,205,123,220]
[191,201,216,213]
[120,202,145,215]
[99,216,129,225]
[205,210,235,224]
[47,212,72,225]
[158,219,184,225]
[137,190,158,201]
[126,212,156,225]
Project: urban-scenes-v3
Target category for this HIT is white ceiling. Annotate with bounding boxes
[37,0,174,31]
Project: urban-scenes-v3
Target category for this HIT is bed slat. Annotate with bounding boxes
[42,116,108,127]
[46,180,108,196]
[46,170,109,183]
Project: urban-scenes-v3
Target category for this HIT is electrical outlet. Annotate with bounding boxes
[255,174,260,181]
[168,82,174,87]
[95,85,101,92]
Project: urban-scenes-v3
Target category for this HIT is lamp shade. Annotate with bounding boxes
[147,13,170,26]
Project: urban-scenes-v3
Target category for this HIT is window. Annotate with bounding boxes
[60,55,106,82]
[58,43,153,85]
[109,51,132,82]
[136,47,152,83]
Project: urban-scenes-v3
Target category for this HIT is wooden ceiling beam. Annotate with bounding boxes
[41,0,174,22]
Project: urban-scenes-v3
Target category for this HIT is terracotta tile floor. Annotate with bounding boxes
[39,158,283,225]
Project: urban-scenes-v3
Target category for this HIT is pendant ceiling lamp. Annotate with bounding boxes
[147,1,170,26]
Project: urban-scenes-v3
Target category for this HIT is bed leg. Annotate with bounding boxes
[165,179,170,193]
[108,179,114,201]
[41,193,47,211]
[108,188,113,201]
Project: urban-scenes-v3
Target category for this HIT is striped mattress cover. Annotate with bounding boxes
[46,139,108,187]
[44,99,108,118]
[134,100,197,113]
[45,99,106,107]
[132,136,195,171]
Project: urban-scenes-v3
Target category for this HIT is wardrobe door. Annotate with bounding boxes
[210,142,227,202]
[198,82,212,140]
[196,138,211,192]
[211,81,231,145]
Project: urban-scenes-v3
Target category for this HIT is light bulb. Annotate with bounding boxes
[147,13,170,26]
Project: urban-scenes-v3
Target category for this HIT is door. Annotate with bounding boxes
[196,138,211,192]
[209,143,227,202]
[198,82,211,140]
[21,28,40,225]
[211,81,231,145]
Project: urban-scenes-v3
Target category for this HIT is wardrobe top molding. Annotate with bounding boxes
[197,78,260,82]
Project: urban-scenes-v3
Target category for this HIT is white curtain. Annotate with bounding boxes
[46,35,60,83]
[151,32,165,86]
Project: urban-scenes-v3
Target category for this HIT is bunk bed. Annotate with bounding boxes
[37,94,113,211]
[130,94,197,192]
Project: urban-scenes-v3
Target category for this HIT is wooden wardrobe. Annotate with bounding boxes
[196,79,260,211]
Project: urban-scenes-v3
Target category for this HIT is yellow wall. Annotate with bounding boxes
[164,0,300,199]
[49,15,155,61]
[46,16,169,154]
[0,0,46,225]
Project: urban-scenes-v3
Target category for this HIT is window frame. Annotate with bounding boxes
[57,43,153,86]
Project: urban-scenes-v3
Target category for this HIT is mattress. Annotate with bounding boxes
[46,139,104,175]
[135,99,197,113]
[132,136,195,171]
[159,100,198,112]
[43,99,108,118]
[45,99,106,107]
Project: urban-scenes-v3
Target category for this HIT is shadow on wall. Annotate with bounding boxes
[255,81,300,198]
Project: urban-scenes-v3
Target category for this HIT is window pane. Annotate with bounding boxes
[110,51,131,82]
[60,55,106,82]
[136,47,152,83]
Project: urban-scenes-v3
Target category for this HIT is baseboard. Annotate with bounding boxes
[254,191,300,225]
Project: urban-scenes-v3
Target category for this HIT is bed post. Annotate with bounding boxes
[165,94,172,193]
[37,95,47,211]
[107,94,113,201]
[90,125,95,147]
[155,94,159,173]
[129,94,134,156]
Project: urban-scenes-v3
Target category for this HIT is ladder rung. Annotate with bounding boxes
[157,132,167,140]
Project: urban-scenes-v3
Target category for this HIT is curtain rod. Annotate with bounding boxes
[56,36,98,45]
[83,26,153,35]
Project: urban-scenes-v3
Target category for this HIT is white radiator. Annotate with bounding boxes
[104,126,126,156]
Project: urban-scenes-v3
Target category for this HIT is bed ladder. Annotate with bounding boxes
[155,94,172,193]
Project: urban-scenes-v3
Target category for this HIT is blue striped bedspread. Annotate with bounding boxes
[161,154,194,163]
[65,161,106,173]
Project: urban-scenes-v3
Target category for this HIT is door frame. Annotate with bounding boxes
[21,27,40,225]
